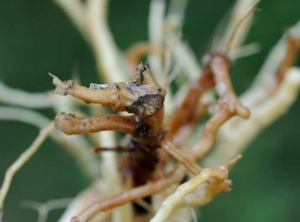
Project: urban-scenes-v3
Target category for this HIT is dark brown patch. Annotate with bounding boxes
[125,94,164,117]
[67,113,75,118]
[126,141,158,186]
[135,118,152,137]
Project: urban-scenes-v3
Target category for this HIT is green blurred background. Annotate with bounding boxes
[0,0,299,221]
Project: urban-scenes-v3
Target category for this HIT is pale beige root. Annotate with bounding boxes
[214,0,259,57]
[166,63,181,86]
[0,80,82,114]
[172,41,201,82]
[150,155,242,222]
[162,39,175,88]
[165,0,189,35]
[59,180,111,222]
[88,211,112,222]
[225,0,259,54]
[0,81,51,108]
[0,73,88,119]
[148,0,165,80]
[182,179,232,207]
[230,42,261,60]
[172,82,192,112]
[0,122,54,214]
[50,63,167,118]
[54,0,128,82]
[0,107,101,180]
[165,207,193,222]
[98,131,134,222]
[166,0,202,81]
[254,20,300,86]
[162,41,177,115]
[22,198,73,222]
[161,140,202,175]
[150,169,226,222]
[238,39,300,111]
[236,34,300,110]
[151,185,193,222]
[204,67,300,166]
[148,0,176,116]
[148,0,200,116]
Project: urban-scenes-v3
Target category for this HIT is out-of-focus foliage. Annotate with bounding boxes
[0,0,299,221]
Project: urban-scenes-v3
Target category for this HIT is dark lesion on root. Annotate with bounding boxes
[125,94,164,118]
[120,140,160,187]
[123,63,166,117]
[135,117,153,138]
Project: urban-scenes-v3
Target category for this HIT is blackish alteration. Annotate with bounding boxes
[125,94,165,118]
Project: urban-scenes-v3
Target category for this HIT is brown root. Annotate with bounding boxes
[51,63,167,118]
[55,113,137,136]
[276,36,300,84]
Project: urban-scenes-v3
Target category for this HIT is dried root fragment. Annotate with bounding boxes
[50,63,166,118]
